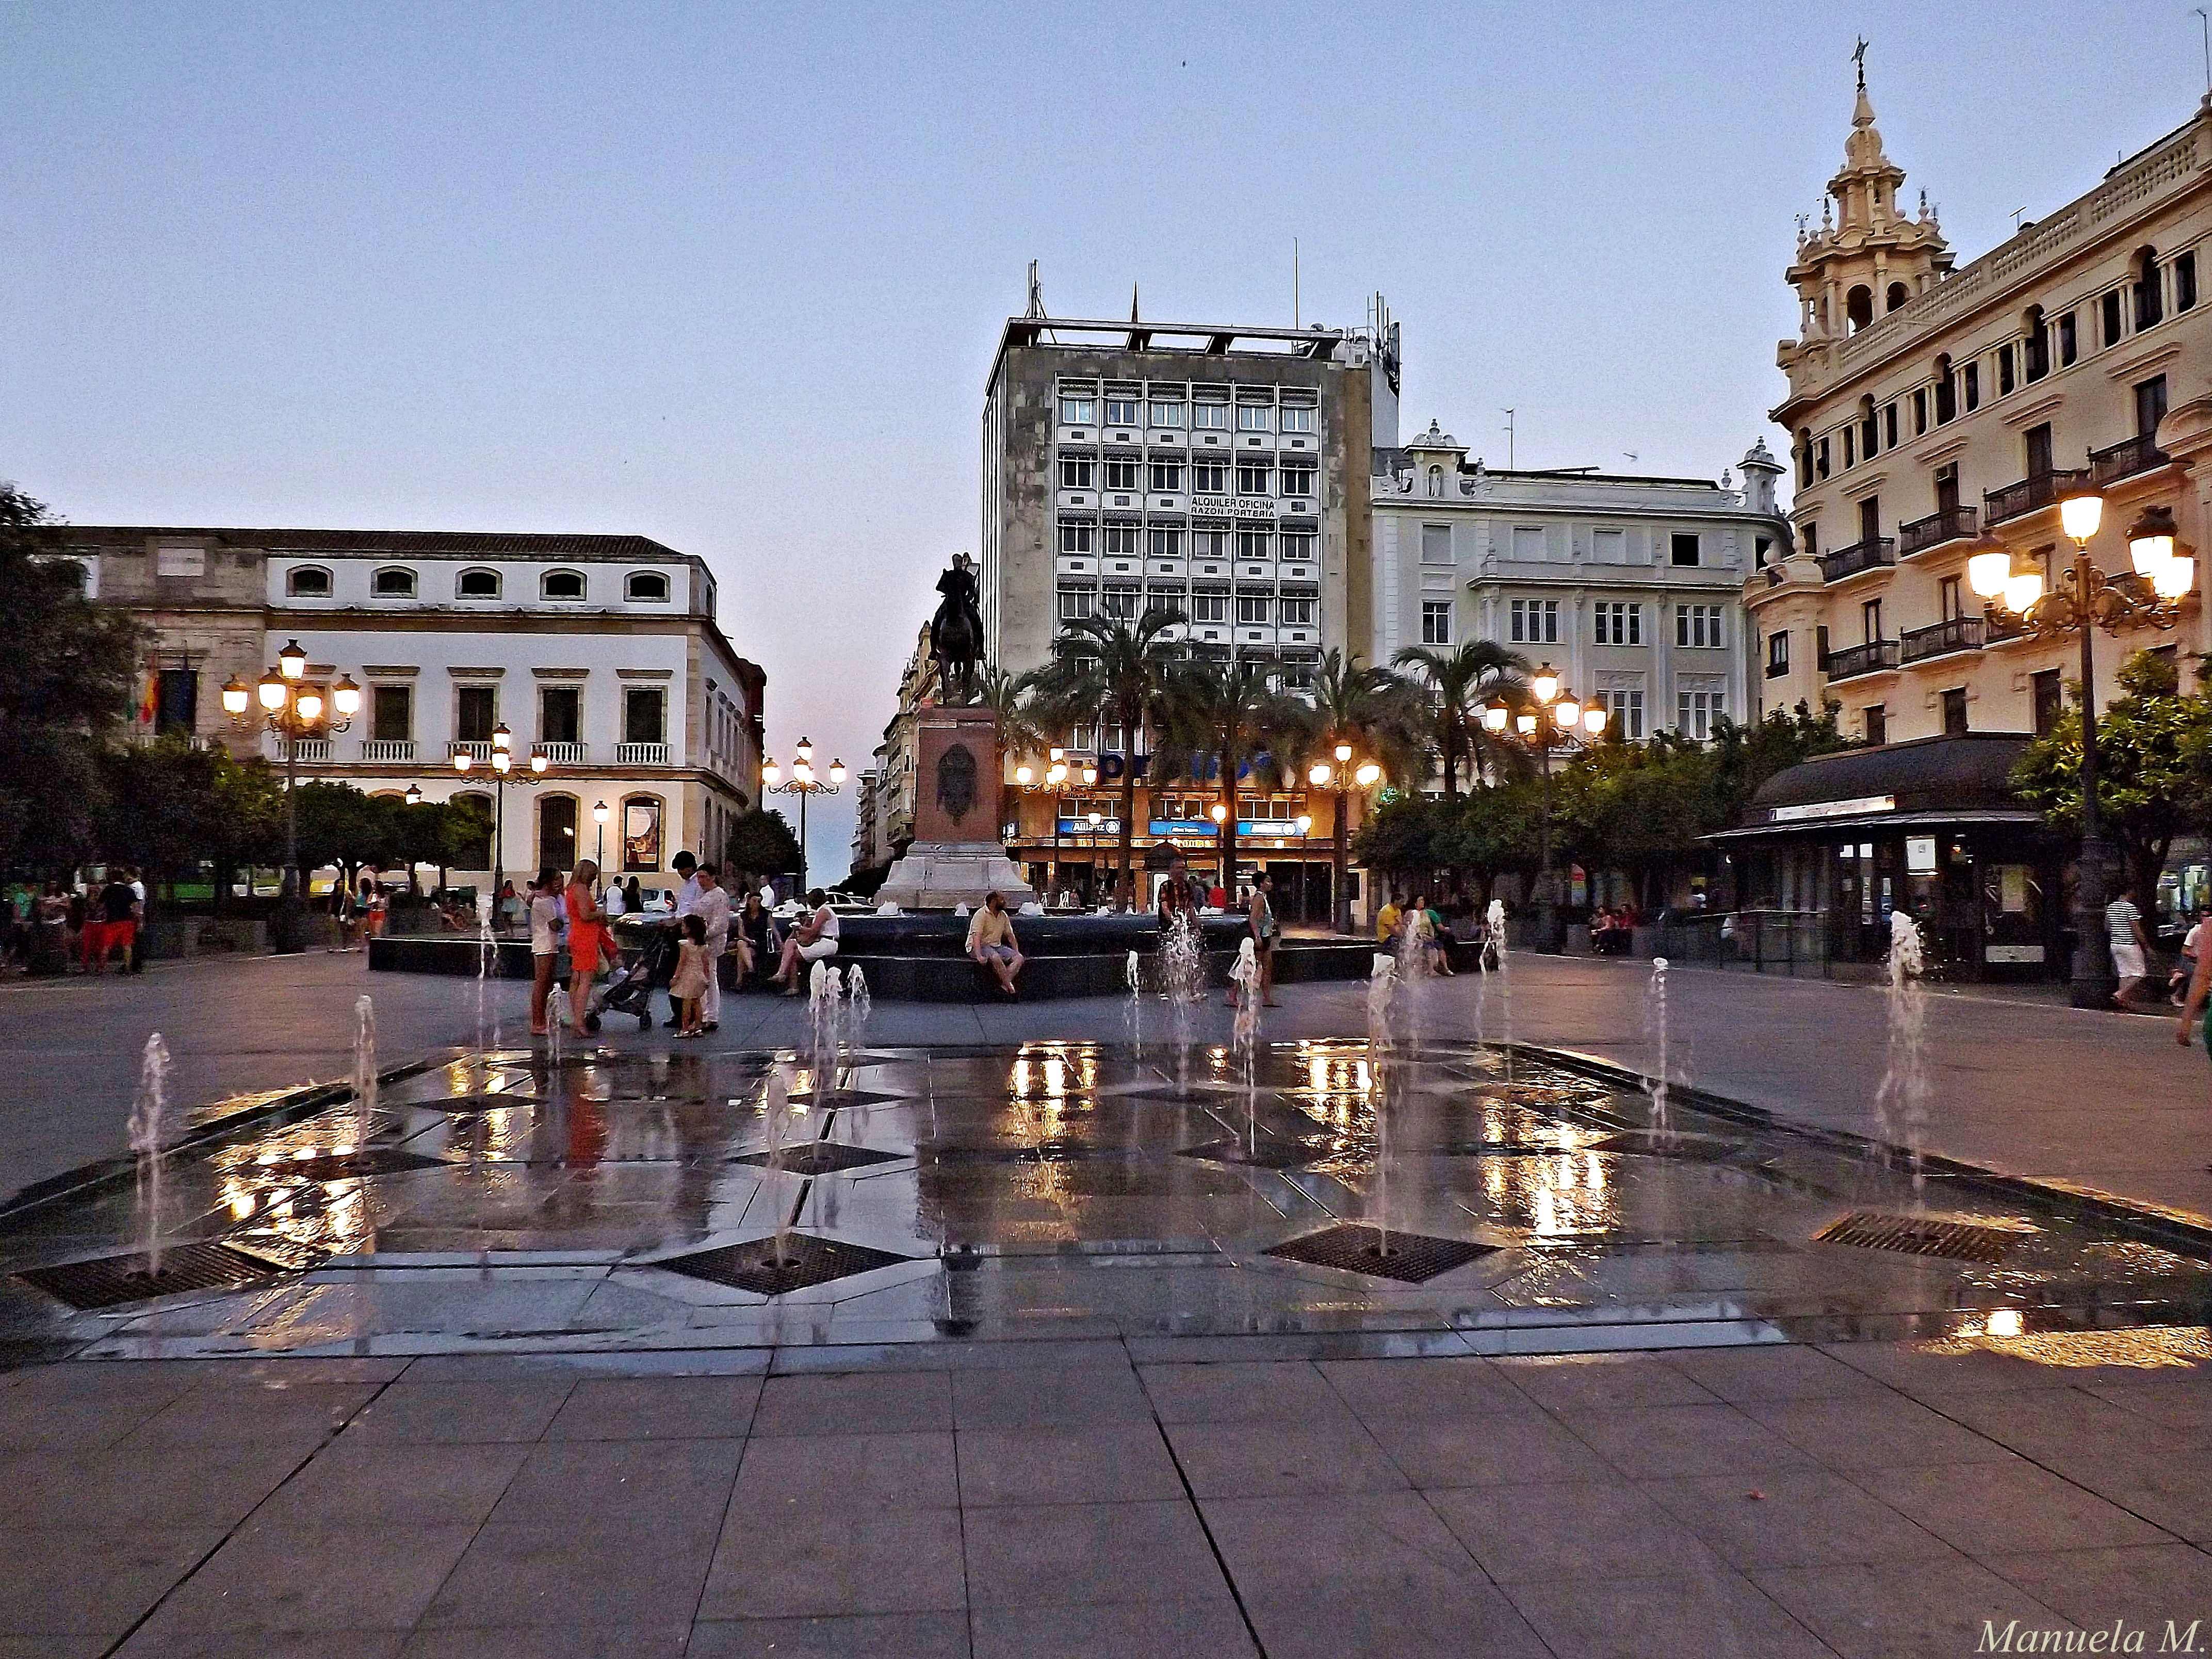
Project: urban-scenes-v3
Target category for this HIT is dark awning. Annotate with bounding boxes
[1709,734,2046,842]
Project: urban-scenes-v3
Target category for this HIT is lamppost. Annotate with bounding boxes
[1086,809,1104,901]
[450,721,547,903]
[221,639,360,953]
[1967,489,2194,1008]
[1013,748,1076,901]
[1308,741,1382,935]
[593,800,609,872]
[762,737,844,891]
[1484,662,1608,951]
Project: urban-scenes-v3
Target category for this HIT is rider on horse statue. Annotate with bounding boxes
[928,552,987,705]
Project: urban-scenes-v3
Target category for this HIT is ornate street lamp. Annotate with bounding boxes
[451,727,549,903]
[1968,486,2195,1007]
[762,735,843,889]
[223,647,361,951]
[1485,661,1608,951]
[1308,738,1381,934]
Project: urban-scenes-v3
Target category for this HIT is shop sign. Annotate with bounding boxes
[1985,944,2046,963]
[1767,793,1896,824]
[1906,836,1938,873]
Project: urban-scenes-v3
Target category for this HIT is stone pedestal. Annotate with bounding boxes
[877,706,1038,912]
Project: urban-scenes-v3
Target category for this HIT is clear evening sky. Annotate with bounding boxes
[5,3,2206,872]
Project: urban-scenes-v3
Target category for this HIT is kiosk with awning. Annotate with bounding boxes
[1706,734,2067,979]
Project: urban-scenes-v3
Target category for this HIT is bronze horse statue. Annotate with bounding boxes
[928,553,985,705]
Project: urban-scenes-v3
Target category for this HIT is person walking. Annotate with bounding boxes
[527,870,565,1034]
[668,915,711,1037]
[563,859,608,1035]
[967,890,1024,998]
[691,864,731,1032]
[89,870,140,975]
[1228,871,1280,1007]
[770,888,839,995]
[2109,887,2153,1011]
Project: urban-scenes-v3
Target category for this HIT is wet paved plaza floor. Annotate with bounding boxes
[4,1037,2208,1363]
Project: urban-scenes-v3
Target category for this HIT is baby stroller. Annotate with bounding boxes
[587,924,678,1033]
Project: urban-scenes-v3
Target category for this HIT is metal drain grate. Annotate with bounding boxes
[1177,1137,1318,1170]
[649,1234,913,1296]
[17,1242,288,1311]
[1815,1211,2020,1264]
[246,1150,449,1182]
[1263,1224,1501,1286]
[1585,1131,1745,1163]
[733,1142,904,1176]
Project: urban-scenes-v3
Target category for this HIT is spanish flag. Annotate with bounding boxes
[137,656,158,726]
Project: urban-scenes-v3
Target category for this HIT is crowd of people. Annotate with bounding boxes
[0,872,147,976]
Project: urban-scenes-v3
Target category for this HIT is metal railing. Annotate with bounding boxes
[614,741,671,766]
[1898,505,1977,557]
[1818,535,1896,582]
[1825,640,1899,680]
[360,739,415,762]
[1649,910,1834,978]
[2088,432,2170,487]
[1900,616,1985,664]
[1984,467,2089,525]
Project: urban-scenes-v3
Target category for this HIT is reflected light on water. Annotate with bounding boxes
[1925,1321,2212,1369]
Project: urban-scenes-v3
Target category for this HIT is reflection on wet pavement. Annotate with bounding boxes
[2,1039,2206,1360]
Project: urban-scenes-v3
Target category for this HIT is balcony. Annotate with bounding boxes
[1825,640,1899,681]
[2088,432,2170,488]
[535,741,589,766]
[1818,535,1896,583]
[1984,467,2089,526]
[449,740,495,764]
[360,739,415,763]
[272,736,333,762]
[1900,616,1985,664]
[614,741,671,767]
[1898,506,1977,558]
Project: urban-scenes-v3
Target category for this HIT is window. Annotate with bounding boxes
[2137,375,2169,438]
[1280,405,1315,432]
[1860,398,1878,456]
[1941,687,1969,736]
[623,686,665,744]
[1509,598,1558,644]
[1817,436,1831,477]
[2178,251,2198,313]
[1670,532,1701,567]
[1801,523,1818,560]
[2135,247,2164,329]
[1939,575,1964,621]
[1998,343,2015,395]
[1149,399,1185,428]
[1846,284,1873,332]
[1192,398,1230,429]
[1059,395,1096,425]
[1843,428,1855,468]
[1858,495,1881,544]
[1235,404,1272,431]
[2059,311,2078,365]
[457,567,501,598]
[536,794,578,872]
[1887,281,1909,312]
[1767,631,1790,675]
[1420,525,1453,565]
[1677,690,1725,740]
[1962,361,1980,411]
[625,570,669,602]
[1592,528,1625,564]
[1935,463,1960,514]
[1865,705,1887,744]
[2024,307,2049,381]
[540,686,581,744]
[2025,422,2054,479]
[1674,604,1724,648]
[1235,595,1270,624]
[1596,688,1645,740]
[1104,396,1138,426]
[1754,535,1772,568]
[456,685,497,743]
[154,669,198,735]
[1103,525,1140,558]
[1421,601,1452,644]
[1797,431,1813,487]
[1912,388,1928,434]
[287,565,332,597]
[1511,526,1547,560]
[1058,589,1094,621]
[1862,598,1883,643]
[1192,530,1228,560]
[2031,669,2063,736]
[541,569,585,600]
[1102,587,1140,619]
[1235,530,1271,561]
[1235,462,1272,495]
[1103,459,1139,491]
[1059,457,1095,490]
[1192,592,1228,623]
[1059,523,1093,555]
[1279,462,1315,496]
[2103,289,2125,347]
[1192,461,1228,494]
[1281,596,1316,626]
[1427,465,1444,497]
[371,566,417,597]
[1278,532,1315,563]
[1149,527,1184,558]
[1884,403,1898,448]
[1148,461,1183,492]
[1593,601,1641,645]
[371,684,412,742]
[1935,355,1956,423]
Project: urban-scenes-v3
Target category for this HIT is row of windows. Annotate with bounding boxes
[1059,591,1318,625]
[1417,523,1727,568]
[1058,386,1319,432]
[1058,526,1318,560]
[1059,458,1318,496]
[1506,598,1727,648]
[285,565,672,604]
[350,683,670,746]
[1800,245,2199,486]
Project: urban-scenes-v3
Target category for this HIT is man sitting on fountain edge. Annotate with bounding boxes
[968,890,1023,999]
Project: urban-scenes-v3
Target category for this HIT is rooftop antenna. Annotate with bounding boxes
[1623,452,1639,467]
[1502,410,1516,470]
[2010,206,2029,233]
[1292,237,1300,330]
[1852,35,1868,90]
[2197,9,2211,96]
[1024,260,1046,320]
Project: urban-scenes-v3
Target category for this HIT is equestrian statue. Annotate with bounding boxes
[928,551,986,706]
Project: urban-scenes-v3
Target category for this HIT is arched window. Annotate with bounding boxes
[1858,395,1879,457]
[2023,305,2049,381]
[1796,429,1813,490]
[1933,354,1956,424]
[1426,465,1443,498]
[617,793,664,872]
[536,793,579,873]
[541,568,587,600]
[287,565,333,597]
[2134,245,2164,329]
[371,566,417,598]
[625,570,671,603]
[1885,282,1909,313]
[456,567,501,598]
[1846,285,1874,332]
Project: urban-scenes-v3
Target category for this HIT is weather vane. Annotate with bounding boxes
[1852,36,1869,87]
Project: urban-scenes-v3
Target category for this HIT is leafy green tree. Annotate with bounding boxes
[1390,640,1528,795]
[1300,647,1430,786]
[1442,782,1543,905]
[95,737,269,892]
[1351,794,1449,891]
[1158,655,1315,891]
[726,808,802,888]
[2015,650,2212,911]
[0,485,144,871]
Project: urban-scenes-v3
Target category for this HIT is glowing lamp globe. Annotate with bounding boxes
[221,675,250,715]
[1966,541,2013,599]
[1531,664,1559,704]
[1516,713,1537,736]
[294,688,323,723]
[2003,572,2044,615]
[1308,761,1331,786]
[453,751,472,773]
[1483,704,1509,733]
[1354,762,1381,787]
[2057,490,2104,544]
[331,676,361,717]
[1210,802,1228,824]
[829,759,847,785]
[2153,556,2194,601]
[1333,742,1352,763]
[257,671,287,711]
[529,753,547,774]
[1015,765,1033,786]
[1553,697,1580,729]
[277,640,306,680]
[2128,507,2179,577]
[1585,706,1608,734]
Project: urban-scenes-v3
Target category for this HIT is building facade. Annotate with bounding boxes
[980,307,1399,684]
[53,527,766,886]
[1731,75,2212,978]
[1374,424,1789,745]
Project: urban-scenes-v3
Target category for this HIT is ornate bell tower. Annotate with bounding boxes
[1778,44,1953,387]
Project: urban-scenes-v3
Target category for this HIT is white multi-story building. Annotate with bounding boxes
[1372,422,1791,743]
[54,527,765,884]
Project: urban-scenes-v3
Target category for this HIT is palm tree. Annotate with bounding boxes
[1159,656,1315,897]
[1297,649,1429,931]
[977,664,1049,784]
[1392,640,1529,796]
[1026,609,1184,909]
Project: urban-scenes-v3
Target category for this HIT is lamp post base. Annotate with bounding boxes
[2069,832,2119,1010]
[270,886,309,955]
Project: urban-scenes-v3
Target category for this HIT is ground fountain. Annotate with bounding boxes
[764,1067,800,1267]
[351,994,378,1148]
[1365,952,1401,1261]
[843,966,870,1067]
[126,1032,174,1275]
[1876,910,1931,1192]
[1487,898,1513,1082]
[1229,938,1261,1151]
[544,987,569,1070]
[1124,949,1144,1057]
[1645,955,1671,1134]
[1161,910,1202,1097]
[808,961,843,1098]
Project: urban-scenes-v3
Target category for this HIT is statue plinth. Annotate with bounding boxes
[877,706,1038,912]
